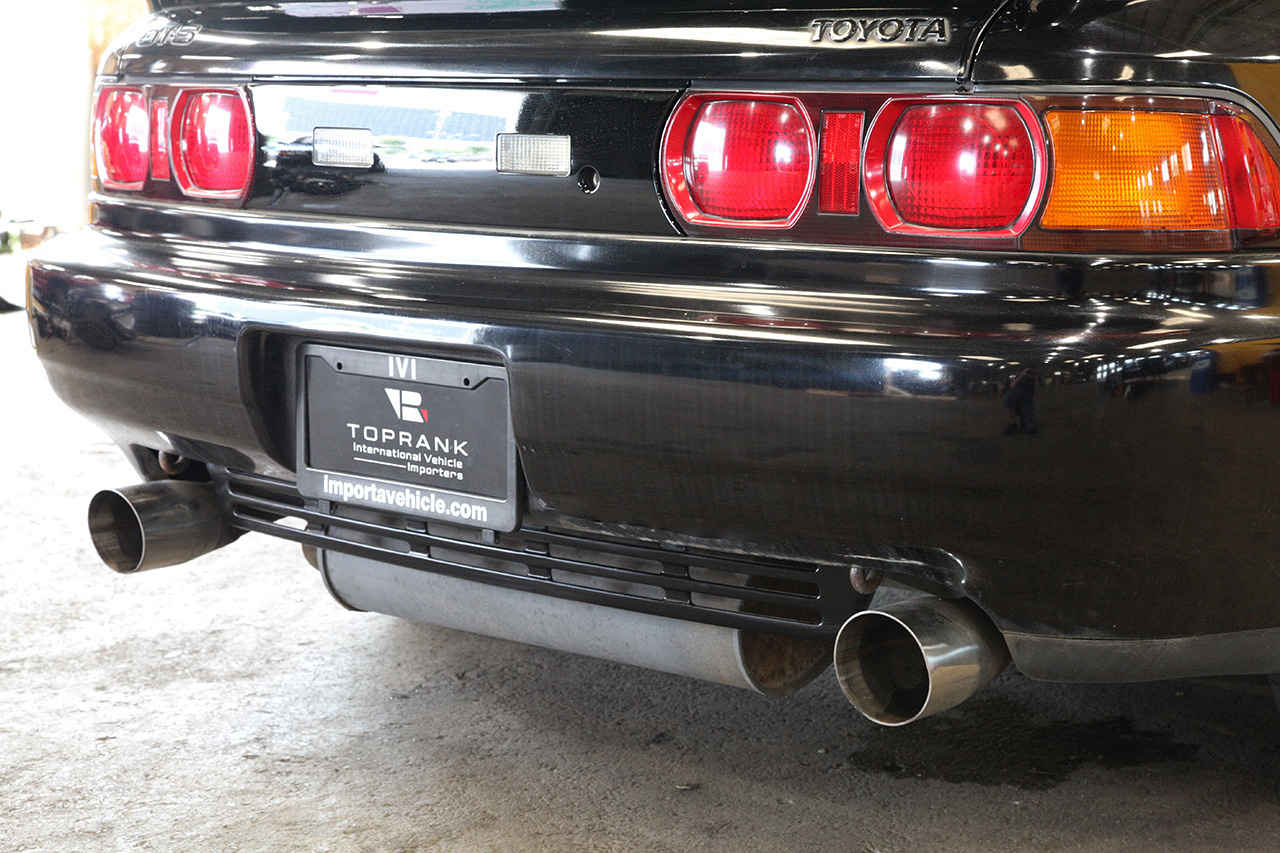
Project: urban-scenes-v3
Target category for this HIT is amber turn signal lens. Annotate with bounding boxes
[1041,110,1228,231]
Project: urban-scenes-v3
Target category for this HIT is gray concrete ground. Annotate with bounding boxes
[2,288,1280,852]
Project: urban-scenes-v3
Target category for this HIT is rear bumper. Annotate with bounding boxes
[28,200,1280,678]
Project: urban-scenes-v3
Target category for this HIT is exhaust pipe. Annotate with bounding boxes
[88,481,237,573]
[833,596,1010,726]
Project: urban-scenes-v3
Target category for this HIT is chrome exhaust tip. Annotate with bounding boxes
[88,481,236,573]
[833,596,1010,726]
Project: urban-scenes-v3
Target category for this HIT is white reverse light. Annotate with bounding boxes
[312,127,376,168]
[496,134,572,176]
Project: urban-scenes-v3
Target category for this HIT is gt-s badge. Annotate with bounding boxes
[135,25,201,47]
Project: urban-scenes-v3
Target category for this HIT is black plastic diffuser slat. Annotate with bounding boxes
[218,470,859,639]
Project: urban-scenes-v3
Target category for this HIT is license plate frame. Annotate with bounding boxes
[296,344,520,532]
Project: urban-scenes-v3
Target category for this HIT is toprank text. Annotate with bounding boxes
[808,17,950,45]
[347,423,469,456]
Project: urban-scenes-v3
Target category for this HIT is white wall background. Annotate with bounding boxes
[0,1,95,231]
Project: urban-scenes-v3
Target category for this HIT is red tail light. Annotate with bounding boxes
[171,90,255,199]
[662,95,815,227]
[662,90,1280,251]
[662,92,1046,240]
[94,87,149,190]
[884,104,1036,229]
[864,99,1045,236]
[1212,112,1280,230]
[92,84,255,204]
[1036,104,1280,246]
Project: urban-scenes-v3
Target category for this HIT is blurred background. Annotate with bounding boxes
[1,0,148,249]
[0,0,147,307]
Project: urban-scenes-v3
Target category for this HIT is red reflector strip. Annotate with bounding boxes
[150,98,170,182]
[819,111,863,214]
[1212,113,1280,230]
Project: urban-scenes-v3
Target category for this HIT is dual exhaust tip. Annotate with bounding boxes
[834,596,1011,726]
[87,481,236,574]
[86,480,1009,726]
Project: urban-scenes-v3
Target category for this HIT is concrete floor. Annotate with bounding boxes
[2,296,1280,852]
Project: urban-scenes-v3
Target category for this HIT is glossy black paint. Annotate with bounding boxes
[118,2,995,83]
[252,85,680,235]
[31,0,1280,682]
[30,199,1280,646]
[975,0,1280,128]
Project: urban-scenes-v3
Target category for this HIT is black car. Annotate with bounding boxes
[29,0,1280,726]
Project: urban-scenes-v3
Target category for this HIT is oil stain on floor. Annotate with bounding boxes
[845,696,1199,790]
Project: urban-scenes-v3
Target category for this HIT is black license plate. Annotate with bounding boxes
[296,345,520,531]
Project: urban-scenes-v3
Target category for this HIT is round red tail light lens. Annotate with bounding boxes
[687,100,812,220]
[94,87,149,191]
[864,100,1044,237]
[662,95,814,227]
[886,104,1036,230]
[172,90,255,199]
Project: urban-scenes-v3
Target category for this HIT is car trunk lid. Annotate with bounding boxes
[117,2,1008,234]
[125,1,1003,83]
